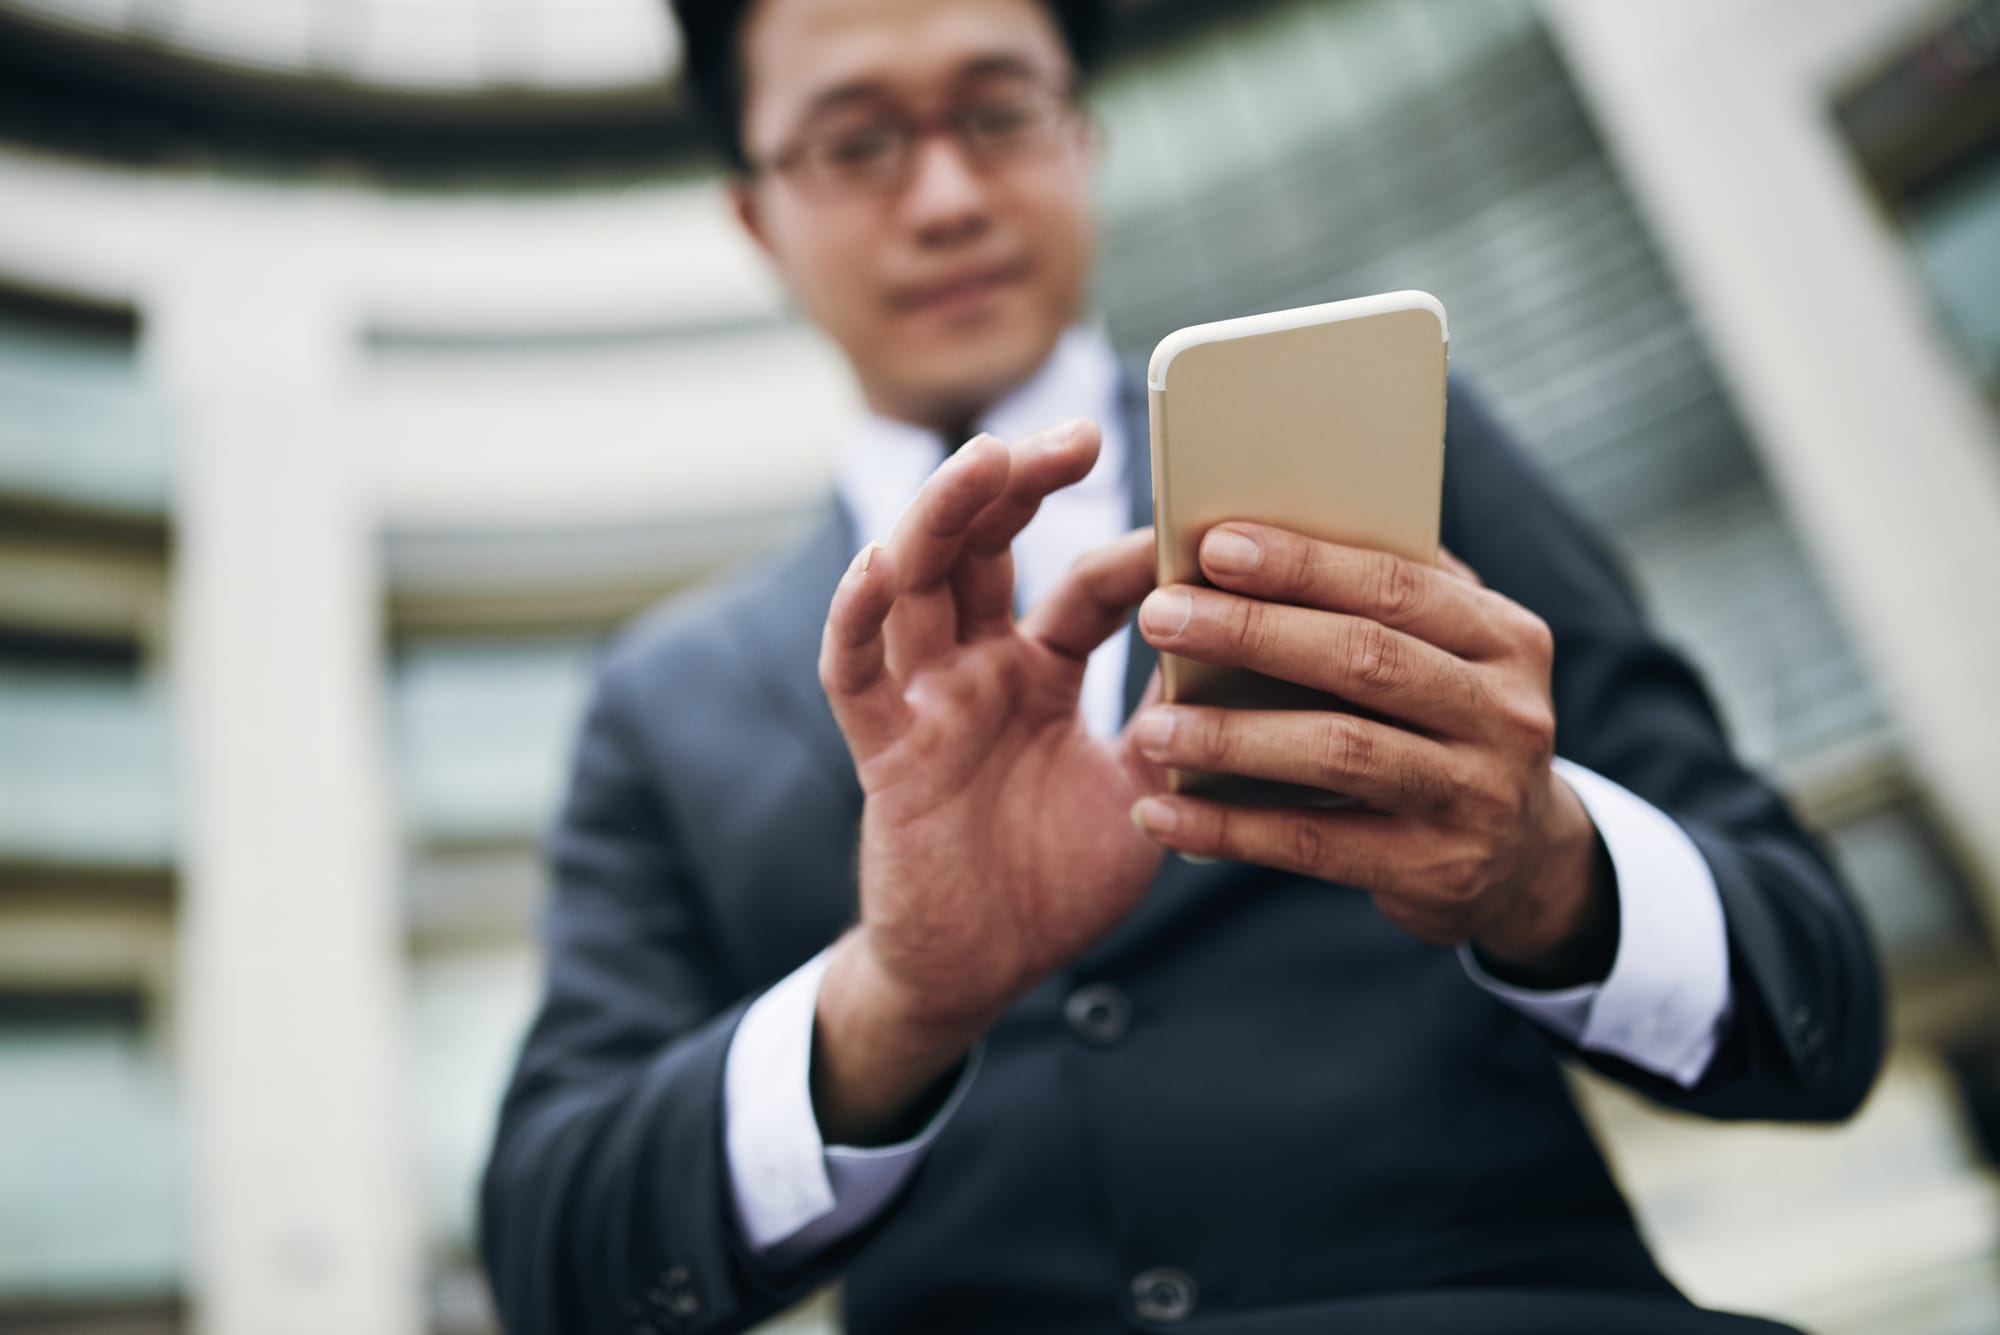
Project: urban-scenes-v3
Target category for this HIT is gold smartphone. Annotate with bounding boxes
[1147,291,1450,804]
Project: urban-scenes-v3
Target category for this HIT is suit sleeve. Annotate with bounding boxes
[478,648,844,1335]
[1439,375,1886,1122]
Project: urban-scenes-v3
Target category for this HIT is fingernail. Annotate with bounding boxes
[855,540,881,575]
[1131,708,1177,759]
[1139,589,1193,639]
[1204,529,1261,575]
[1130,797,1178,836]
[1027,418,1090,456]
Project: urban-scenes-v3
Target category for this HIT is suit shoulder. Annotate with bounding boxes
[596,515,841,694]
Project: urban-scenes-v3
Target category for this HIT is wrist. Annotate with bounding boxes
[811,930,989,1146]
[1471,776,1619,989]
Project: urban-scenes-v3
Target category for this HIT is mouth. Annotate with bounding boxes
[890,259,1031,316]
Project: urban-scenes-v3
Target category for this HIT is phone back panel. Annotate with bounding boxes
[1148,293,1449,802]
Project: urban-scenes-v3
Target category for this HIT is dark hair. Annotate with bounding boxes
[670,0,1109,172]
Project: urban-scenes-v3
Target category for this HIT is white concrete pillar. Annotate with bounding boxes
[151,191,419,1335]
[1542,0,2000,929]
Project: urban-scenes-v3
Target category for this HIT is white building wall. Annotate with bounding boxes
[152,213,418,1335]
[0,143,855,1333]
[1542,0,2000,928]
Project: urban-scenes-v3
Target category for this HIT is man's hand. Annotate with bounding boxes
[813,419,1163,1144]
[1127,522,1616,990]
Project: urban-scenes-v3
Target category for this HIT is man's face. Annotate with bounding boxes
[731,0,1096,430]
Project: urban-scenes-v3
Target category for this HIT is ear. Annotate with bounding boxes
[728,177,776,264]
[1073,108,1101,168]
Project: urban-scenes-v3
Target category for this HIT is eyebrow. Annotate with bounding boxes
[794,53,1051,123]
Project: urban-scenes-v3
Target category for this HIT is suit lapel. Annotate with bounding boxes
[733,498,866,803]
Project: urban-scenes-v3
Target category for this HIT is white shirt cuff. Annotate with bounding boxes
[722,946,979,1265]
[1459,757,1734,1088]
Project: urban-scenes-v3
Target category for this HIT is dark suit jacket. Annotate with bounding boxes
[480,373,1884,1335]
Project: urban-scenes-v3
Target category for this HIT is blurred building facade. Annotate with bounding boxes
[1,1,1997,1333]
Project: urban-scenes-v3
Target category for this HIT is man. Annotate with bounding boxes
[480,1,1884,1332]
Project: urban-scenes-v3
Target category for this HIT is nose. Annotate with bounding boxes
[899,132,991,244]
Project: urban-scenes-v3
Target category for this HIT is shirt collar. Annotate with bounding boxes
[834,324,1127,545]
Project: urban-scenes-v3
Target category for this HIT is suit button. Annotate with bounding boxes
[1131,1267,1198,1323]
[1793,1004,1826,1052]
[1065,983,1131,1046]
[648,1264,701,1329]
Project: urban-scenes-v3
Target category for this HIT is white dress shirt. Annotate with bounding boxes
[722,325,1735,1262]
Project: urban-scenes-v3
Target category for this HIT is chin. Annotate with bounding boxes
[899,321,1062,418]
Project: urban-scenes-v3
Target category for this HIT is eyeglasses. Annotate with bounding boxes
[751,75,1081,202]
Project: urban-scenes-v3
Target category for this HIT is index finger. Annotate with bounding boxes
[953,419,1103,638]
[887,432,1012,594]
[878,432,1013,674]
[963,419,1101,558]
[1197,523,1507,660]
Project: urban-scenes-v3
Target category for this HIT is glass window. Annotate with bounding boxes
[0,668,175,869]
[0,999,184,1302]
[390,635,599,847]
[0,306,170,519]
[1905,147,2000,393]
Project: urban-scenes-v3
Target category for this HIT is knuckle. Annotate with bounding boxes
[1288,815,1329,868]
[1498,689,1557,755]
[1192,709,1231,765]
[1488,775,1528,827]
[1522,705,1558,755]
[1230,598,1276,659]
[1440,857,1487,906]
[1351,622,1405,693]
[1510,605,1556,664]
[1371,554,1425,622]
[1312,716,1373,785]
[1209,803,1240,856]
[1285,536,1318,593]
[1463,665,1500,726]
[1223,597,1256,653]
[1405,751,1455,816]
